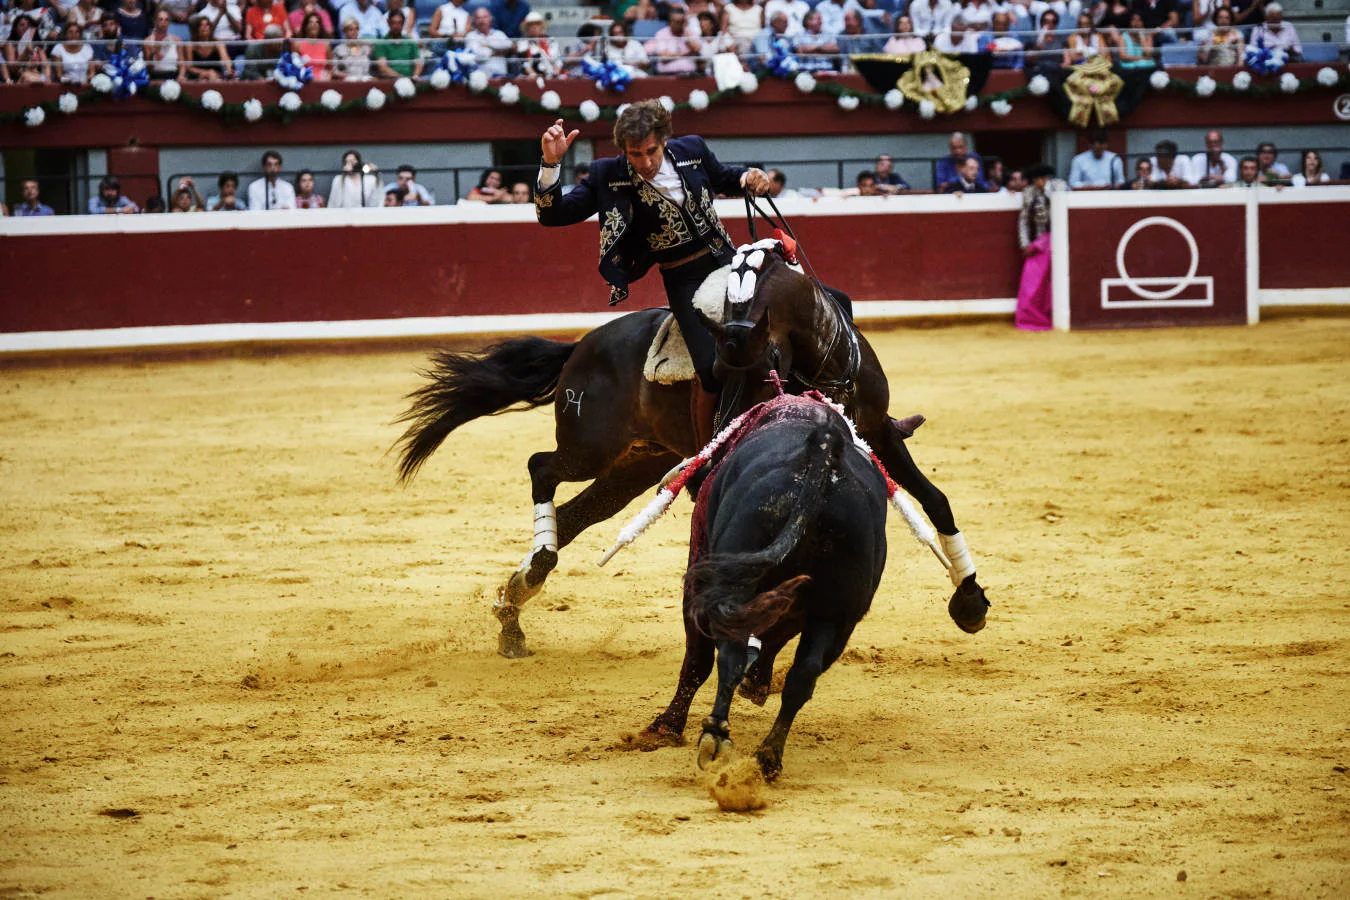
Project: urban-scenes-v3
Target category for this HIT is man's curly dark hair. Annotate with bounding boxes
[612,99,672,151]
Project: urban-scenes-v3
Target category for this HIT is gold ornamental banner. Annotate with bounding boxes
[1063,56,1124,128]
[896,51,972,115]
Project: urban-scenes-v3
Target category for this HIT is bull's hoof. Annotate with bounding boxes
[738,680,770,707]
[696,732,734,771]
[755,745,784,782]
[949,574,990,634]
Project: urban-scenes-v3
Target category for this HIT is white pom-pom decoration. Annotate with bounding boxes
[91,73,113,93]
[1149,69,1169,90]
[1316,66,1339,87]
[1195,75,1216,97]
[1232,70,1251,91]
[688,89,709,110]
[738,72,758,94]
[58,92,78,114]
[279,91,302,111]
[429,67,451,89]
[468,69,489,92]
[498,82,520,104]
[579,99,600,121]
[659,94,675,112]
[919,99,936,119]
[963,95,978,112]
[366,87,387,110]
[838,93,860,111]
[540,90,561,110]
[321,89,342,110]
[794,72,816,93]
[884,88,903,109]
[1028,74,1050,95]
[159,79,181,102]
[24,106,45,127]
[1279,72,1299,93]
[201,89,223,110]
[990,99,1012,116]
[242,98,263,121]
[616,102,630,117]
[394,77,416,99]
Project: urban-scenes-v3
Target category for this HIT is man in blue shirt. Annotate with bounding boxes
[88,176,140,215]
[14,179,55,216]
[1068,129,1125,189]
[934,132,984,192]
[489,0,529,38]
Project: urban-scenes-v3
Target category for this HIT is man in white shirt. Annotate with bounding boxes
[908,0,955,36]
[463,7,512,77]
[1251,3,1302,60]
[816,0,850,36]
[1148,139,1193,189]
[343,0,390,39]
[385,164,434,205]
[1189,129,1237,186]
[201,0,243,43]
[764,0,811,35]
[247,150,297,211]
[1068,129,1125,189]
[934,20,980,53]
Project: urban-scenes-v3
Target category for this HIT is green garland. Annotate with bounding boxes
[3,64,1346,128]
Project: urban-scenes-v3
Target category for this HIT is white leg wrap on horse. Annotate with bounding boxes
[533,501,558,553]
[939,532,976,587]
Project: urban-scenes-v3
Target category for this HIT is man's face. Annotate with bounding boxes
[1033,175,1050,191]
[102,185,119,202]
[1157,151,1175,173]
[625,134,666,182]
[1240,160,1259,183]
[962,158,980,181]
[771,13,788,33]
[1206,132,1223,155]
[1007,171,1027,191]
[844,11,862,33]
[950,136,967,159]
[221,180,237,197]
[397,171,413,189]
[1258,146,1275,168]
[263,157,282,179]
[1137,161,1152,180]
[22,181,39,203]
[510,183,531,203]
[384,192,400,207]
[473,9,491,31]
[858,176,877,196]
[1091,139,1107,158]
[876,155,893,176]
[101,18,119,38]
[768,177,784,197]
[1266,8,1281,25]
[669,11,686,33]
[388,13,404,35]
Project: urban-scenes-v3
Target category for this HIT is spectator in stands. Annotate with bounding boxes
[752,12,793,65]
[1097,0,1134,31]
[935,19,980,53]
[1063,13,1107,65]
[573,162,590,185]
[1291,150,1329,188]
[873,154,910,193]
[173,175,206,210]
[983,11,1026,68]
[883,15,926,53]
[243,0,289,40]
[765,0,812,35]
[1129,157,1153,188]
[115,0,151,42]
[143,194,167,214]
[490,0,531,39]
[606,21,651,72]
[1190,0,1218,36]
[343,0,388,39]
[384,185,409,206]
[201,0,245,60]
[50,22,96,85]
[329,150,381,206]
[294,170,326,208]
[207,171,248,210]
[908,0,955,37]
[430,0,471,47]
[295,13,330,78]
[515,11,560,78]
[944,157,988,193]
[844,170,881,197]
[766,168,789,198]
[1148,139,1191,188]
[698,10,738,64]
[185,15,233,80]
[88,14,122,64]
[1116,12,1155,69]
[3,17,49,83]
[1234,155,1261,187]
[13,179,55,216]
[1231,0,1265,28]
[89,176,139,214]
[386,0,418,36]
[1198,6,1243,66]
[986,158,1006,191]
[248,150,297,210]
[468,168,512,203]
[1256,141,1291,182]
[1005,167,1028,192]
[334,17,374,80]
[936,132,984,192]
[68,0,106,40]
[721,0,764,54]
[647,6,701,75]
[464,8,512,77]
[1026,9,1065,72]
[242,24,286,80]
[373,10,423,77]
[386,164,434,205]
[1191,129,1236,186]
[1068,129,1125,188]
[815,0,849,37]
[170,187,198,213]
[1250,2,1301,60]
[3,0,57,41]
[288,0,333,37]
[144,9,184,81]
[510,181,532,203]
[1131,0,1179,44]
[794,9,842,68]
[838,11,883,56]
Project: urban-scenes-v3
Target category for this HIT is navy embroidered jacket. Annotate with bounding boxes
[534,135,748,305]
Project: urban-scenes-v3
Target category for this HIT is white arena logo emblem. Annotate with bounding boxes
[1335,94,1350,122]
[1101,216,1214,309]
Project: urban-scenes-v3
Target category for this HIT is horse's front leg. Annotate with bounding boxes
[867,418,990,634]
[696,639,751,770]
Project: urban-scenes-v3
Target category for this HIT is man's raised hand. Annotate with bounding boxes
[541,119,580,165]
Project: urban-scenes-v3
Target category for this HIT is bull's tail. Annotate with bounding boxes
[394,337,576,483]
[688,424,846,642]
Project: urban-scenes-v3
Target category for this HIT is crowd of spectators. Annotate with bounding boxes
[2,0,1343,84]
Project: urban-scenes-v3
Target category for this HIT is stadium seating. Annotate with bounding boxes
[632,19,663,39]
[1161,43,1199,66]
[1301,41,1341,62]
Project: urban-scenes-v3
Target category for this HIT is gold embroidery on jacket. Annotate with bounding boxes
[689,187,729,253]
[599,208,626,261]
[636,179,692,251]
[534,191,554,208]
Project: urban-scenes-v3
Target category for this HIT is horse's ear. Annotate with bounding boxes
[694,305,725,341]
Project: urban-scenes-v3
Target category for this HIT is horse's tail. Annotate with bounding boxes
[688,423,846,642]
[394,337,576,483]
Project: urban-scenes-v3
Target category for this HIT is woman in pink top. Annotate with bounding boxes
[295,12,331,78]
[287,0,333,36]
[882,15,926,53]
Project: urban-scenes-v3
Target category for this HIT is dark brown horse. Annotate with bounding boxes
[395,241,988,658]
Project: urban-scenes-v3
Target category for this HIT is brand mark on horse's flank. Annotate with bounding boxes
[564,389,584,417]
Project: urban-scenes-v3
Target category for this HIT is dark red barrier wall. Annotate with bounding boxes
[1258,202,1350,290]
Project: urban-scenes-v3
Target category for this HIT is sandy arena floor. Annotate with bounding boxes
[1,316,1348,898]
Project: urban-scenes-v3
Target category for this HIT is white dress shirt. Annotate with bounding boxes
[1190,151,1237,185]
[247,177,297,210]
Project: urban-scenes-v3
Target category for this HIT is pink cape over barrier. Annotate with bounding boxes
[1015,232,1054,332]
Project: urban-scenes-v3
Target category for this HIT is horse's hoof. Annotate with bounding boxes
[526,548,558,584]
[500,567,544,609]
[696,732,733,770]
[738,680,770,707]
[949,575,990,635]
[755,746,783,782]
[622,726,685,752]
[496,611,532,658]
